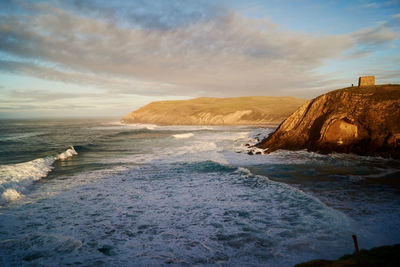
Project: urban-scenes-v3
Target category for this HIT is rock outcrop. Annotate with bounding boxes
[123,96,306,125]
[257,85,400,158]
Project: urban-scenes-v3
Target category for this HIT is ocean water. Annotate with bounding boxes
[0,118,399,266]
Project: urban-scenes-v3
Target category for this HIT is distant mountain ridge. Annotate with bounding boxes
[123,96,306,125]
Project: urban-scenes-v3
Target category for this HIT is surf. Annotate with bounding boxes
[0,146,78,204]
[172,133,194,139]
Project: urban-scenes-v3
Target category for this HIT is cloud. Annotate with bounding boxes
[362,2,378,8]
[0,59,177,96]
[66,0,226,30]
[385,0,400,6]
[0,0,398,101]
[349,14,400,57]
[354,23,398,47]
[0,100,94,111]
[0,2,358,97]
[8,89,99,101]
[388,13,400,28]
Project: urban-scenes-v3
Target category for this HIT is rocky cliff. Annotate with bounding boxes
[123,96,306,125]
[257,85,400,158]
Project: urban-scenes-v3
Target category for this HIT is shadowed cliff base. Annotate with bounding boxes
[122,96,306,125]
[295,243,400,267]
[257,84,400,159]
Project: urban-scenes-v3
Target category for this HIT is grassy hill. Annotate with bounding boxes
[122,96,306,125]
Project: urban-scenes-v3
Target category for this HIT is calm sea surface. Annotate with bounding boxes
[0,118,399,266]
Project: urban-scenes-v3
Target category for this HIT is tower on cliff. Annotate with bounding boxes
[358,76,375,86]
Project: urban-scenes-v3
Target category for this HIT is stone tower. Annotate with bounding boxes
[358,76,375,86]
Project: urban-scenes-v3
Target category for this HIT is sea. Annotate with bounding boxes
[0,118,399,266]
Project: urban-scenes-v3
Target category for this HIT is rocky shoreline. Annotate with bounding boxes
[257,84,400,159]
[295,243,400,266]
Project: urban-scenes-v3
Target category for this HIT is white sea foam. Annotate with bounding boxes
[125,123,157,130]
[160,125,215,131]
[172,133,194,139]
[94,122,158,130]
[0,154,357,266]
[178,141,218,154]
[100,128,261,166]
[1,189,22,202]
[57,146,78,160]
[2,123,400,266]
[234,167,253,176]
[0,146,78,203]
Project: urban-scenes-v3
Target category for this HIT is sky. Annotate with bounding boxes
[0,0,399,118]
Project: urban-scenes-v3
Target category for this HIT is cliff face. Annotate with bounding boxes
[123,96,306,125]
[257,85,400,158]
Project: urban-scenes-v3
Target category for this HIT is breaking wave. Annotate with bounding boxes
[172,133,194,139]
[0,146,78,204]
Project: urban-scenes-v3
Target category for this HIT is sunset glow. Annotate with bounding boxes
[0,0,399,118]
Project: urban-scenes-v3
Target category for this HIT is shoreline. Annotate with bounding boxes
[120,121,281,127]
[296,243,400,266]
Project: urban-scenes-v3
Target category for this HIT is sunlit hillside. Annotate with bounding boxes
[123,96,306,125]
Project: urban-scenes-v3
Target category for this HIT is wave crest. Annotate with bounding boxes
[0,146,78,204]
[172,133,194,139]
[57,146,78,160]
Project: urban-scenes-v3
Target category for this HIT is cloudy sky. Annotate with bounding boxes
[0,0,399,118]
